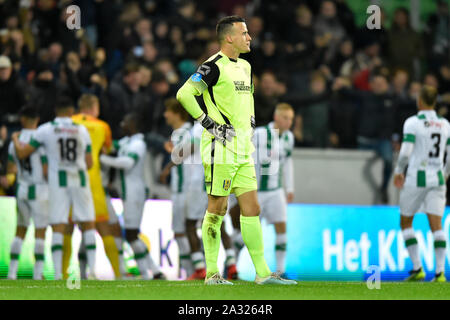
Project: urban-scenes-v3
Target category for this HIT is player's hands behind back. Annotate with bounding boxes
[393,173,405,189]
[199,114,235,146]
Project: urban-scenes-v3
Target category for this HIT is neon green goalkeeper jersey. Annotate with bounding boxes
[176,51,255,155]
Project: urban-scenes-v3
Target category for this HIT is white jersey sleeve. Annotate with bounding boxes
[79,125,92,153]
[283,131,295,193]
[127,139,146,164]
[31,123,50,148]
[252,127,266,187]
[444,120,450,178]
[8,141,14,161]
[100,154,134,170]
[394,117,417,174]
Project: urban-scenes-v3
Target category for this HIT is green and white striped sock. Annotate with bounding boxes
[402,228,421,270]
[275,233,287,273]
[433,230,446,274]
[8,236,23,279]
[82,229,97,279]
[33,238,45,280]
[51,232,64,280]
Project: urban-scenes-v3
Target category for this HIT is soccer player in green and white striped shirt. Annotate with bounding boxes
[253,103,295,277]
[100,113,163,280]
[7,106,48,280]
[161,99,195,278]
[394,85,450,282]
[12,97,97,280]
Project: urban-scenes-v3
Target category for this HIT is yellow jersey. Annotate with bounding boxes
[72,113,112,221]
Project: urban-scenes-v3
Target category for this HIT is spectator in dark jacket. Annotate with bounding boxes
[254,70,284,126]
[387,7,424,80]
[335,73,395,203]
[27,63,62,124]
[288,70,332,148]
[0,55,26,133]
[107,63,151,138]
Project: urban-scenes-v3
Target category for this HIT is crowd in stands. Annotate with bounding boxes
[0,0,449,200]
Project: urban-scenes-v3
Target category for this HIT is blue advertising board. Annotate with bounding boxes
[237,204,450,281]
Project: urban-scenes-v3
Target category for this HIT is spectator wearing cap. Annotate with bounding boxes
[0,55,26,134]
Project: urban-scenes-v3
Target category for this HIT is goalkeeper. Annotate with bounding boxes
[176,15,296,285]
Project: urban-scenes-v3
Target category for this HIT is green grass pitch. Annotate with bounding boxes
[0,280,450,300]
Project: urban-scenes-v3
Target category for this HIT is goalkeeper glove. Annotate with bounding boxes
[198,113,235,146]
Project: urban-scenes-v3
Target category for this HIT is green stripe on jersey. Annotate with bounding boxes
[8,154,14,162]
[447,138,450,145]
[177,165,183,192]
[278,163,283,189]
[120,169,126,200]
[86,145,92,153]
[128,152,139,163]
[40,156,48,164]
[79,170,86,187]
[28,185,36,200]
[259,126,272,191]
[438,171,445,186]
[59,170,67,187]
[29,138,41,148]
[403,134,415,143]
[417,170,426,187]
[417,114,426,120]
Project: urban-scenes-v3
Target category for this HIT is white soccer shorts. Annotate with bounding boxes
[258,188,287,224]
[399,186,446,217]
[171,192,186,234]
[16,184,49,229]
[106,195,119,225]
[186,188,208,221]
[16,198,49,229]
[122,191,146,229]
[49,185,95,224]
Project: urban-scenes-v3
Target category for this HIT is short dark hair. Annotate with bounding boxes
[420,85,438,107]
[55,96,75,111]
[124,112,144,132]
[19,105,39,119]
[151,70,167,84]
[165,97,190,121]
[216,15,245,42]
[123,63,140,76]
